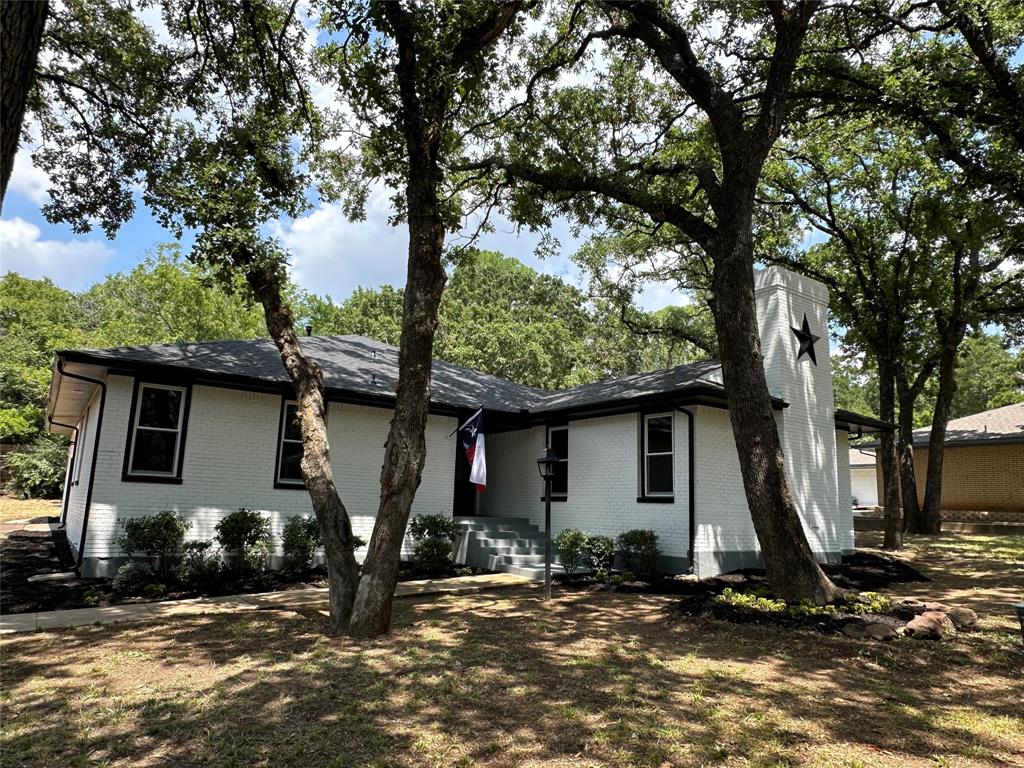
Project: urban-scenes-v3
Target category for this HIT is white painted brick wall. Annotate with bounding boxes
[479,413,691,563]
[83,376,456,563]
[63,388,102,558]
[755,267,844,558]
[835,430,854,553]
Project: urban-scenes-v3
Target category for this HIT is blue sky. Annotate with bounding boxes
[0,146,682,311]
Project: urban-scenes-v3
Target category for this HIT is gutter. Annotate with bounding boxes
[677,407,696,572]
[55,359,107,572]
[47,415,78,527]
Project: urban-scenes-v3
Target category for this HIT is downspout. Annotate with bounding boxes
[677,407,696,572]
[55,359,107,572]
[47,415,78,527]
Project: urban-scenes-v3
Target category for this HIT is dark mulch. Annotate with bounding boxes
[0,523,490,615]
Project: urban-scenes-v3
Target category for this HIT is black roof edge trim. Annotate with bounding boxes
[834,408,894,433]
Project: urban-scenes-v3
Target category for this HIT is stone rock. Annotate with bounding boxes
[865,622,899,641]
[841,620,870,639]
[905,610,956,640]
[924,601,952,613]
[946,606,978,630]
[891,599,927,620]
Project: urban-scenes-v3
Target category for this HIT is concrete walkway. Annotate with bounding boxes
[0,572,531,634]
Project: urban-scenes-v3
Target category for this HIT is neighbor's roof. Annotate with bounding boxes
[910,402,1024,447]
[48,334,886,433]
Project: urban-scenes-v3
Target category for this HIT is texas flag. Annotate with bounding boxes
[458,407,486,492]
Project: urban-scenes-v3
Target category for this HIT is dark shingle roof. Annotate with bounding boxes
[58,334,726,415]
[909,402,1024,446]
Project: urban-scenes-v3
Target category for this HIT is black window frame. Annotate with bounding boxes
[638,411,675,503]
[73,404,90,486]
[274,398,307,489]
[122,380,191,484]
[543,423,569,502]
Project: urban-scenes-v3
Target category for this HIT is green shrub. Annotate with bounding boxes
[408,513,458,575]
[3,436,68,499]
[176,540,223,588]
[112,561,157,595]
[282,515,322,575]
[587,535,615,577]
[714,587,787,613]
[616,529,661,580]
[116,511,190,581]
[215,508,271,577]
[843,591,892,615]
[554,528,589,575]
[142,583,167,600]
[408,513,458,541]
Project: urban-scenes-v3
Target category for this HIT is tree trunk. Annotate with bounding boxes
[921,321,965,534]
[876,360,902,549]
[346,6,450,636]
[0,0,47,206]
[896,381,924,533]
[708,228,841,605]
[246,267,361,633]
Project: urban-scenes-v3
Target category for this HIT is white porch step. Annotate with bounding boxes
[453,515,561,581]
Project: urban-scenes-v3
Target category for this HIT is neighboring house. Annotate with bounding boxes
[849,447,878,507]
[876,403,1024,514]
[47,266,886,579]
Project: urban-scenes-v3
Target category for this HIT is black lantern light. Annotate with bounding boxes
[536,447,559,480]
[537,446,559,601]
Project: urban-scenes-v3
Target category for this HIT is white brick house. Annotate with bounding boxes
[47,266,887,578]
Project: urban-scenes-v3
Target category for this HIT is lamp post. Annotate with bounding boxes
[536,447,559,602]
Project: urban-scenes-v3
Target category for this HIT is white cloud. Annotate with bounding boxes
[0,217,115,290]
[5,148,50,207]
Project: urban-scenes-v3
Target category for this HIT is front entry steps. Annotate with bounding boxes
[453,515,565,580]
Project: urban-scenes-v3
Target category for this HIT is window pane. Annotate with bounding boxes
[138,387,182,429]
[279,441,304,482]
[552,461,568,495]
[131,429,178,474]
[647,454,673,495]
[549,428,568,459]
[283,404,302,441]
[646,415,672,454]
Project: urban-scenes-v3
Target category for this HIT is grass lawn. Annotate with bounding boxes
[0,497,59,524]
[2,533,1022,767]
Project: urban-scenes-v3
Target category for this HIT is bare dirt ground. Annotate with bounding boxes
[2,530,1022,767]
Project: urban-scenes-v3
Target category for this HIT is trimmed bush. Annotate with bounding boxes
[282,515,322,575]
[112,561,157,595]
[116,511,190,581]
[215,508,271,577]
[586,535,615,578]
[176,540,223,588]
[3,436,68,499]
[616,529,661,581]
[408,513,458,575]
[554,528,589,575]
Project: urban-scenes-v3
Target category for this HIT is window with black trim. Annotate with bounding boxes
[126,383,188,478]
[642,413,673,497]
[547,425,568,498]
[276,401,305,486]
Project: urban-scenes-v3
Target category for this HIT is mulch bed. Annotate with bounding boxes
[557,552,934,638]
[0,522,488,615]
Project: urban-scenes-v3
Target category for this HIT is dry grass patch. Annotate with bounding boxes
[3,533,1023,768]
[0,497,58,524]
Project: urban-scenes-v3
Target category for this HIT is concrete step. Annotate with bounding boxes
[471,536,546,549]
[454,515,533,526]
[457,520,542,535]
[501,563,567,579]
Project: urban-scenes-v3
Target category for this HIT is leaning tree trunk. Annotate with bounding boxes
[896,382,924,533]
[708,225,841,605]
[0,0,47,205]
[247,267,361,633]
[876,359,902,549]
[921,321,965,534]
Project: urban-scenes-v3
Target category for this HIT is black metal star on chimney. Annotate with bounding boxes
[791,314,820,365]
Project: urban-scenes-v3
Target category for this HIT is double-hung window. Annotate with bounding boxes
[547,425,568,499]
[275,401,305,487]
[642,413,673,498]
[125,383,188,479]
[73,406,89,485]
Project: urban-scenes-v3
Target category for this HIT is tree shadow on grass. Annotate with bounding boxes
[2,588,1022,767]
